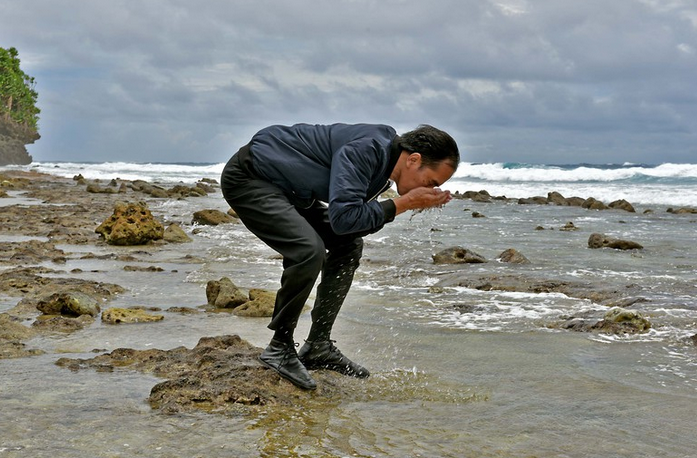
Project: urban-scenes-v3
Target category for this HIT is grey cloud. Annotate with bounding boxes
[0,0,696,163]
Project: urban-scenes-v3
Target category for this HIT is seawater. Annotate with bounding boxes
[1,162,696,457]
[14,160,697,206]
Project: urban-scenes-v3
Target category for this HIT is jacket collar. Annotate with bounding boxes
[386,134,402,179]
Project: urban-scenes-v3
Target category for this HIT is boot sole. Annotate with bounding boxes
[258,356,317,390]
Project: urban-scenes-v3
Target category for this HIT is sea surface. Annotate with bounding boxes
[1,161,697,457]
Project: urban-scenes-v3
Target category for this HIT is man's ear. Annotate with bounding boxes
[407,152,422,168]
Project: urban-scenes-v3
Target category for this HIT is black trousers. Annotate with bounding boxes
[221,146,363,339]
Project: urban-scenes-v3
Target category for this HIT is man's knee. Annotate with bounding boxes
[292,237,327,273]
[326,237,363,271]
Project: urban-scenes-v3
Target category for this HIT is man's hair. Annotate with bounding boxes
[399,125,460,170]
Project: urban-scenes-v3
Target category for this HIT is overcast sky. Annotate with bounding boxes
[2,0,696,165]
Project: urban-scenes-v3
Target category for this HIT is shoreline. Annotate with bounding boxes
[2,169,697,457]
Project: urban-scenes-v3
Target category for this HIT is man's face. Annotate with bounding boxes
[396,154,455,195]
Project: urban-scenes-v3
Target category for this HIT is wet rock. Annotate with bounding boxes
[588,233,643,250]
[37,291,101,317]
[518,196,548,205]
[129,180,167,197]
[206,277,248,308]
[123,265,165,272]
[435,272,631,305]
[565,196,586,207]
[562,308,651,334]
[55,335,348,414]
[0,313,37,341]
[86,183,117,194]
[547,191,568,206]
[667,207,697,214]
[0,340,45,359]
[102,307,164,324]
[166,184,208,199]
[497,248,530,264]
[192,209,237,226]
[582,198,608,210]
[32,314,95,333]
[608,199,636,212]
[167,306,201,314]
[433,247,487,264]
[471,211,486,218]
[604,297,648,308]
[232,289,275,317]
[0,266,125,301]
[163,223,192,243]
[559,221,578,231]
[0,240,67,264]
[594,308,651,333]
[95,202,164,245]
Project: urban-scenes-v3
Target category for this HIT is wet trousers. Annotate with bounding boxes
[220,147,363,343]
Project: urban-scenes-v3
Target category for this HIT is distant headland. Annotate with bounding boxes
[0,116,38,165]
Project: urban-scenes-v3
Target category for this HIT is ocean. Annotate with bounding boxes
[2,160,697,457]
[18,160,697,207]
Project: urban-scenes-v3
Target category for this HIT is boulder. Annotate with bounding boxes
[588,233,643,250]
[206,277,248,308]
[192,209,236,226]
[547,191,568,206]
[37,291,101,317]
[559,221,578,231]
[565,197,586,207]
[163,223,192,243]
[497,248,530,264]
[608,199,636,212]
[433,247,487,264]
[594,307,651,333]
[582,198,608,210]
[562,307,652,334]
[95,202,164,245]
[518,196,548,205]
[233,289,275,317]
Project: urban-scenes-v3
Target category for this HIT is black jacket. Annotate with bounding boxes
[248,123,400,235]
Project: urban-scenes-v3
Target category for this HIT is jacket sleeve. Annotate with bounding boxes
[327,139,392,235]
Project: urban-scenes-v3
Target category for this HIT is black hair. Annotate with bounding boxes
[399,125,460,170]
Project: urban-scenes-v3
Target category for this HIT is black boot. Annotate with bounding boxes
[298,340,370,378]
[259,339,317,390]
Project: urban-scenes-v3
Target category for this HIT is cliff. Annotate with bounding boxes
[0,117,38,165]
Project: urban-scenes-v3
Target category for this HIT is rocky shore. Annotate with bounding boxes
[1,169,696,416]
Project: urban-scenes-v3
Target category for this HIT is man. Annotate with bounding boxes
[221,123,459,390]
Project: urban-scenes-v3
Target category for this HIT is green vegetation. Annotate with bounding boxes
[0,46,40,130]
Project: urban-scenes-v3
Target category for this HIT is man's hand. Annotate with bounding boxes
[393,187,452,216]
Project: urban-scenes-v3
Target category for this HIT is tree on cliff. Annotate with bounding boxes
[0,46,40,131]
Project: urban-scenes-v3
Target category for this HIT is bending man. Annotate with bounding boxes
[221,123,459,390]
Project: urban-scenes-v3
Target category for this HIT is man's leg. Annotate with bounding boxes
[307,237,363,342]
[295,205,370,378]
[221,155,324,389]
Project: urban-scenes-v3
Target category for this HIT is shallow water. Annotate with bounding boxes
[2,190,697,457]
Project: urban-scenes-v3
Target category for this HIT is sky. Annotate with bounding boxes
[1,0,696,165]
